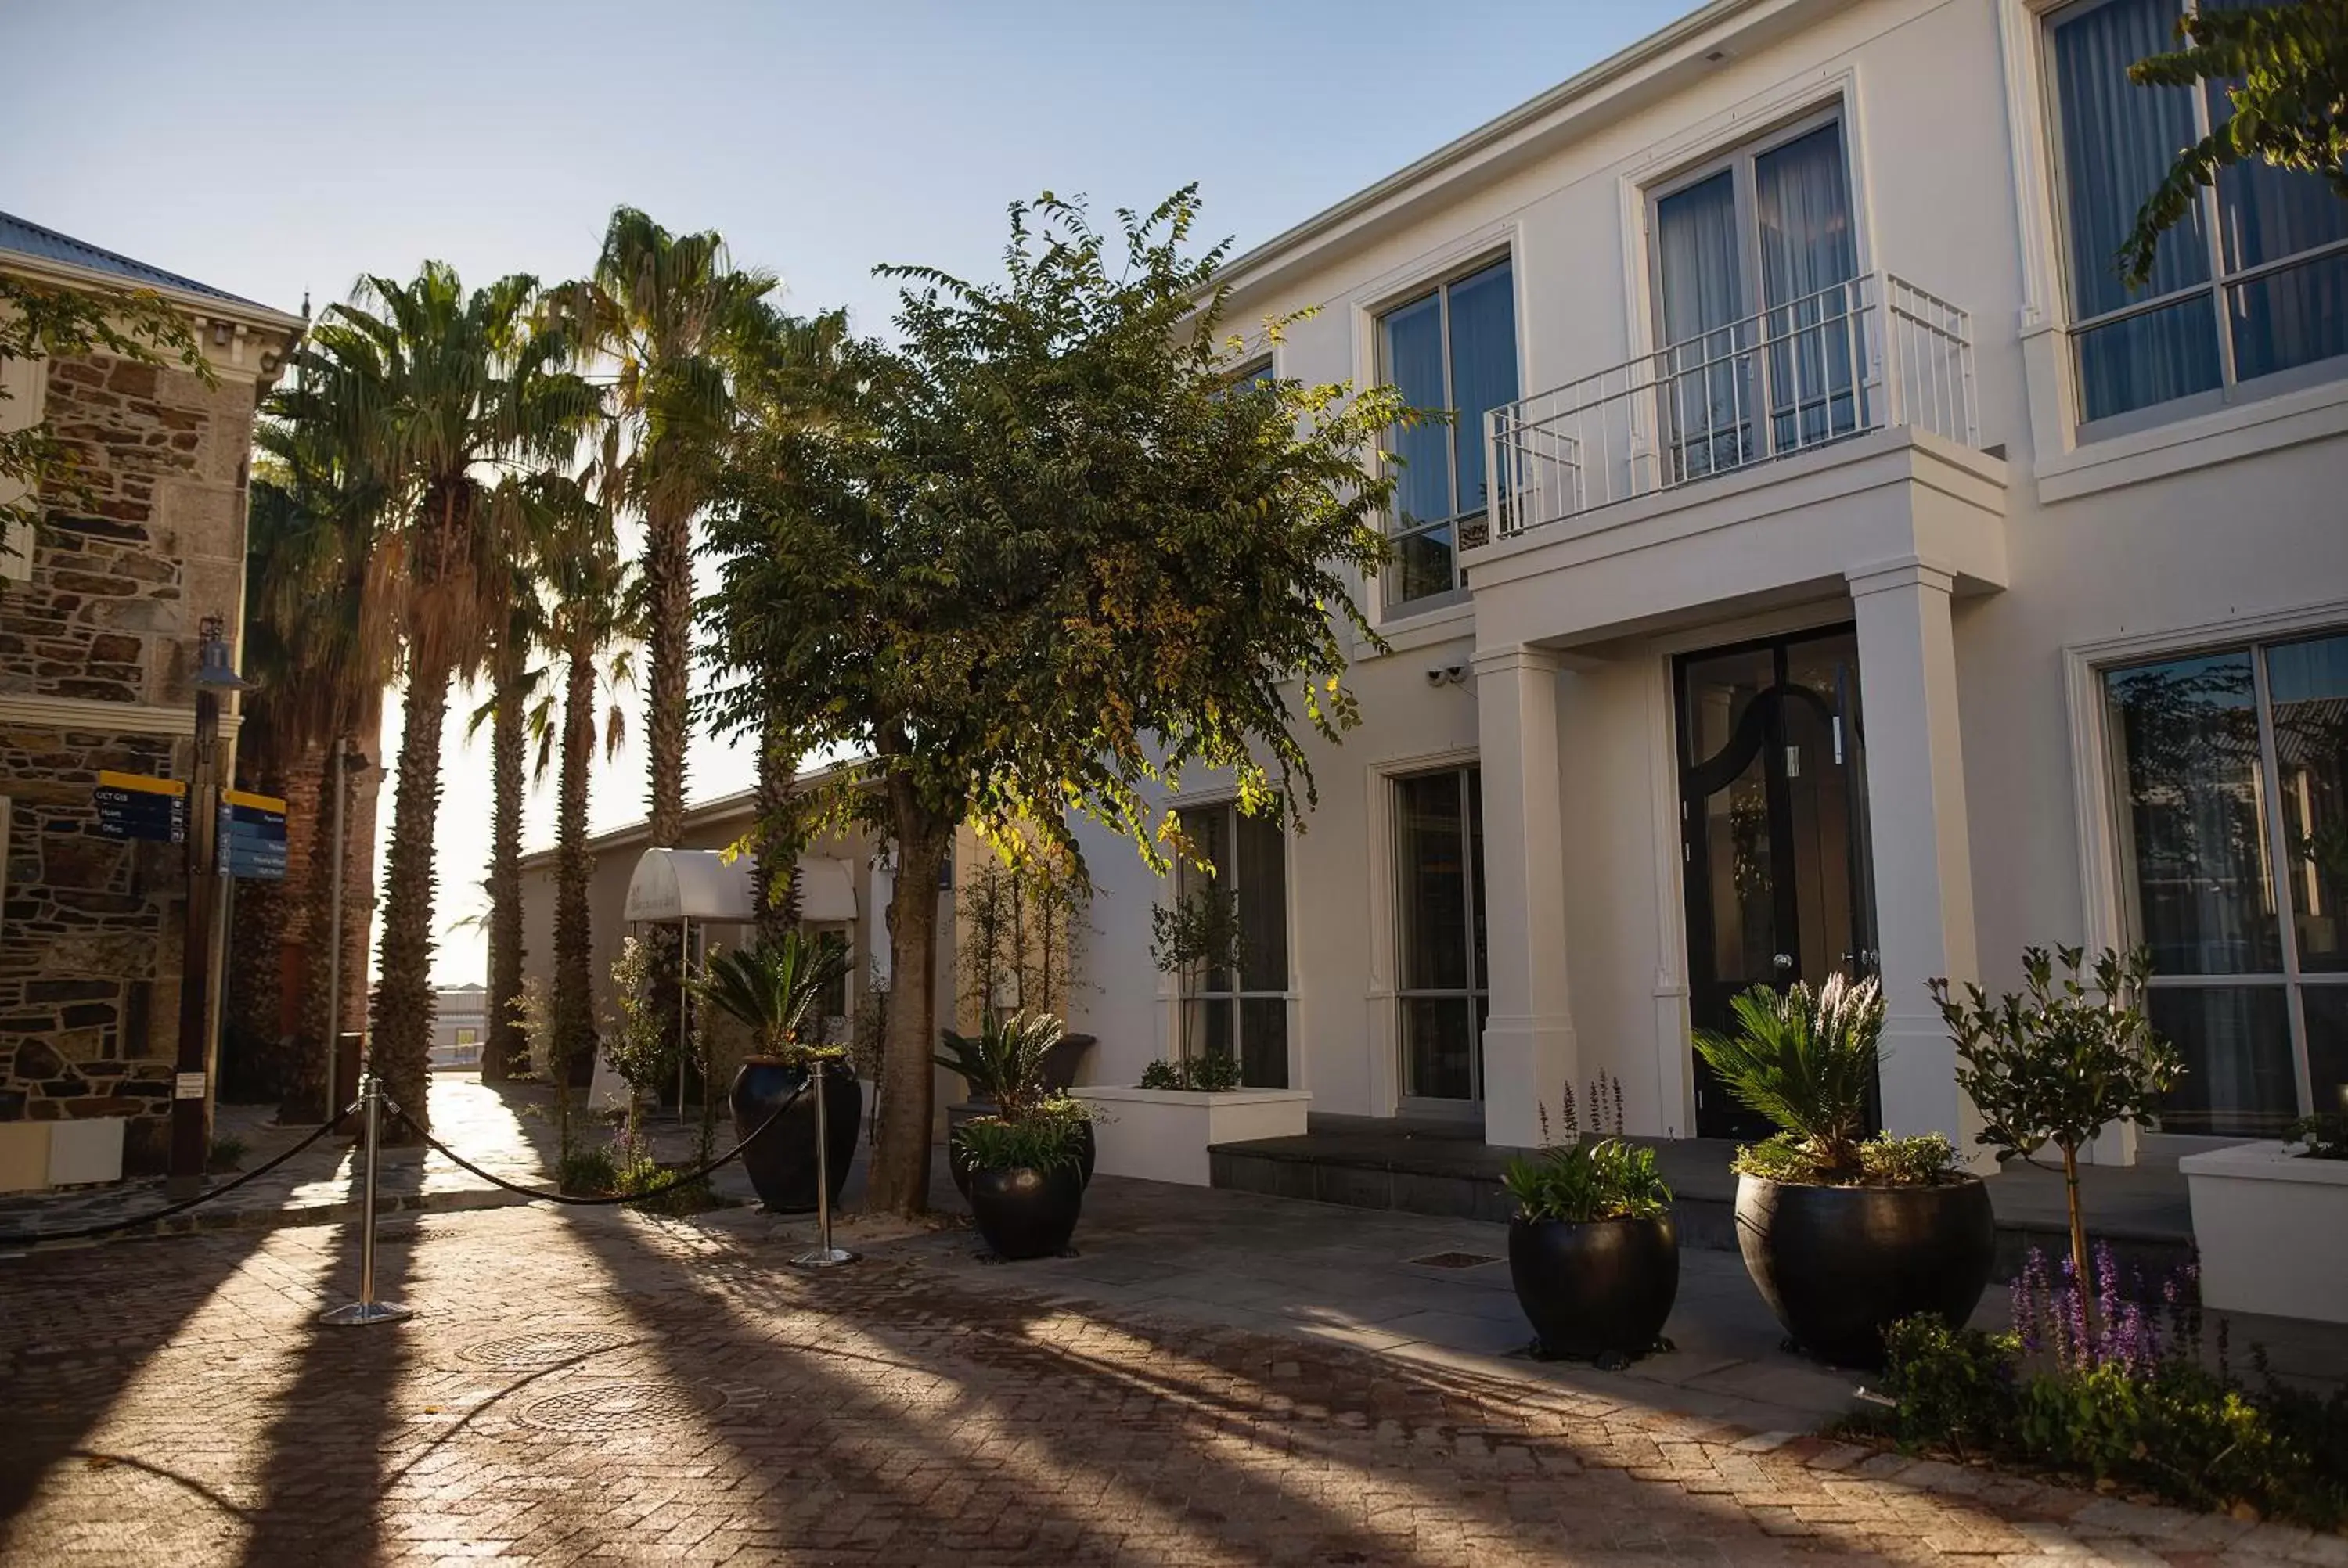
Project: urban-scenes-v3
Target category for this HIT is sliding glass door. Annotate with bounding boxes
[1395,766,1488,1112]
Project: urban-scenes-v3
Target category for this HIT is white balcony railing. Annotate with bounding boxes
[1488,272,1978,539]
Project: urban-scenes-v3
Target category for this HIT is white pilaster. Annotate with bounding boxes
[1849,563,1982,1152]
[1473,646,1578,1148]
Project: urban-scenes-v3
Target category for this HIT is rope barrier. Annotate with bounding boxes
[0,1106,355,1248]
[383,1082,806,1208]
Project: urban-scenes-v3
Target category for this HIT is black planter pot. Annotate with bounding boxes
[1507,1214,1680,1363]
[967,1164,1084,1260]
[1734,1173,1996,1368]
[729,1058,861,1214]
[947,1113,1094,1199]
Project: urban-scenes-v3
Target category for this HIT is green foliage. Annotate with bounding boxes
[2119,0,2348,288]
[1151,880,1244,1067]
[556,1141,620,1196]
[697,931,852,1062]
[0,272,214,560]
[2285,1110,2348,1160]
[206,1135,247,1174]
[1729,1130,1959,1186]
[1138,1052,1241,1091]
[960,843,1092,1026]
[1870,1313,2348,1527]
[1503,1137,1673,1224]
[952,1097,1093,1175]
[935,1010,1066,1120]
[612,1142,720,1216]
[605,935,676,1109]
[1692,974,1885,1178]
[1935,947,2178,1165]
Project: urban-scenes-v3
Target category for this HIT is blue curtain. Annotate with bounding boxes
[1445,261,1518,521]
[1382,292,1450,528]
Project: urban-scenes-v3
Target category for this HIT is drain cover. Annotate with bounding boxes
[519,1380,725,1433]
[459,1329,636,1370]
[1409,1250,1501,1270]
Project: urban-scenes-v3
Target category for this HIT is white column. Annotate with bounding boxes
[1474,646,1578,1149]
[1849,563,1981,1152]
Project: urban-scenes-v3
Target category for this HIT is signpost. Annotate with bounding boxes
[94,771,188,843]
[218,788,288,882]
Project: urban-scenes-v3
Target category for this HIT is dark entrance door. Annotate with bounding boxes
[1676,626,1879,1139]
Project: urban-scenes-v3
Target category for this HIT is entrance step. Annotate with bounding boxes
[1208,1127,2197,1279]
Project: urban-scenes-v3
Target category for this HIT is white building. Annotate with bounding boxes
[1068,0,2348,1161]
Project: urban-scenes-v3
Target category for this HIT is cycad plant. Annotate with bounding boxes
[697,930,852,1063]
[1692,974,1885,1180]
[935,1010,1066,1122]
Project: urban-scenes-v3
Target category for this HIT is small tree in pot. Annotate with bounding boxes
[1147,881,1242,1088]
[935,1011,1097,1196]
[1932,945,2180,1303]
[1694,974,1995,1368]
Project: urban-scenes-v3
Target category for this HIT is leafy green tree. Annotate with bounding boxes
[1932,946,2182,1300]
[703,187,1406,1214]
[2122,0,2348,286]
[1,272,211,570]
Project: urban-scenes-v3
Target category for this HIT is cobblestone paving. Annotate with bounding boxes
[2,1205,2342,1567]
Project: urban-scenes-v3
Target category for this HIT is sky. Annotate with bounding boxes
[0,0,1681,982]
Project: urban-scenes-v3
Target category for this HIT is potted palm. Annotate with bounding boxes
[953,1095,1095,1261]
[935,1010,1096,1196]
[1694,974,1993,1368]
[1501,1135,1678,1366]
[698,930,855,1214]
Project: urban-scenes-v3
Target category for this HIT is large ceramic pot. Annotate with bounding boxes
[1507,1214,1680,1364]
[729,1057,861,1214]
[967,1164,1084,1260]
[1735,1173,1996,1368]
[949,1115,1094,1199]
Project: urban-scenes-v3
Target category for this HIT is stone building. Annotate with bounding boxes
[0,212,303,1182]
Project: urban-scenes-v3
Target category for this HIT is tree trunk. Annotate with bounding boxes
[2063,1141,2093,1332]
[868,800,949,1216]
[552,647,599,1095]
[370,657,454,1139]
[482,649,527,1084]
[753,711,801,945]
[277,742,337,1124]
[643,497,692,1091]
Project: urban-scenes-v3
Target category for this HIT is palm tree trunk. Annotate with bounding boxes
[643,497,692,1092]
[753,711,801,945]
[553,647,599,1093]
[868,790,949,1216]
[273,742,333,1122]
[482,649,527,1084]
[370,656,454,1139]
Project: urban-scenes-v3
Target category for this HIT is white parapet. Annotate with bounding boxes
[2180,1140,2348,1324]
[1068,1086,1312,1187]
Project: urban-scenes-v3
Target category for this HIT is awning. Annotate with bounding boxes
[798,856,857,922]
[623,848,754,923]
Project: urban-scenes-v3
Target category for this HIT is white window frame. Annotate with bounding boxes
[1172,800,1293,1088]
[1392,761,1488,1117]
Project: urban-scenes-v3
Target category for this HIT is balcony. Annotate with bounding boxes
[1488,273,1981,540]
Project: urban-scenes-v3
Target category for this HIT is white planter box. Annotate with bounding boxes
[1069,1086,1309,1187]
[2180,1140,2348,1323]
[46,1117,125,1186]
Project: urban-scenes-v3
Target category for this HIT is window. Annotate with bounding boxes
[1174,804,1291,1087]
[1394,766,1488,1104]
[455,1027,478,1046]
[1378,258,1518,611]
[1651,115,1862,483]
[2104,631,2348,1135]
[2048,0,2348,426]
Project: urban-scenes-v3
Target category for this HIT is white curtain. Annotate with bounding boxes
[1657,171,1748,478]
[1756,124,1860,448]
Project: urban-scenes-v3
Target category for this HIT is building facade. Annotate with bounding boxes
[0,213,303,1178]
[1066,0,2348,1160]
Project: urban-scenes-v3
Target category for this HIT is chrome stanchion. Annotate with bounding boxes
[320,1071,414,1325]
[793,1056,856,1268]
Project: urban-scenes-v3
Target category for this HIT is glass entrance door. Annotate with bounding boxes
[1395,766,1488,1115]
[1676,627,1878,1138]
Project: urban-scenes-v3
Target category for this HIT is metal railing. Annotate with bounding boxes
[1489,272,1978,540]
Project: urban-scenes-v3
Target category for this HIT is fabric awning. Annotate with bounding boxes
[798,856,857,922]
[623,848,755,923]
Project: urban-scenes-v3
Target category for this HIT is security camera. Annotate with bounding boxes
[1424,667,1447,688]
[1443,662,1467,685]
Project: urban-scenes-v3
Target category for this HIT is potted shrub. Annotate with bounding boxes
[935,1011,1096,1197]
[697,930,857,1214]
[1932,945,2181,1304]
[953,1095,1094,1260]
[1501,1135,1677,1366]
[1694,974,1993,1368]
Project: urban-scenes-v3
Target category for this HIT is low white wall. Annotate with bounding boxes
[2180,1142,2348,1324]
[1071,1086,1310,1186]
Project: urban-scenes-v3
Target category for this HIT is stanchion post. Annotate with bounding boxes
[320,1071,414,1325]
[793,1055,855,1268]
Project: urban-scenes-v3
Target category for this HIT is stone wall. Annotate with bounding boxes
[0,343,264,1174]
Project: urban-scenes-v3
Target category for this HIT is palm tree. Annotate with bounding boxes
[472,520,556,1086]
[531,426,639,1091]
[298,264,599,1133]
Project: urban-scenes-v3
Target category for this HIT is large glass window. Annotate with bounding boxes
[1395,766,1488,1104]
[1174,803,1291,1088]
[1377,259,1518,612]
[2049,0,2348,425]
[2105,631,2348,1135]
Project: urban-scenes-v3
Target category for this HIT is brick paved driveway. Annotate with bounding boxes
[1,1205,2337,1566]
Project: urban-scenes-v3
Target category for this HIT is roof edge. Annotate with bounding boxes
[0,247,306,336]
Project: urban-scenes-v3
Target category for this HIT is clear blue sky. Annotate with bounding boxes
[1,0,1682,980]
